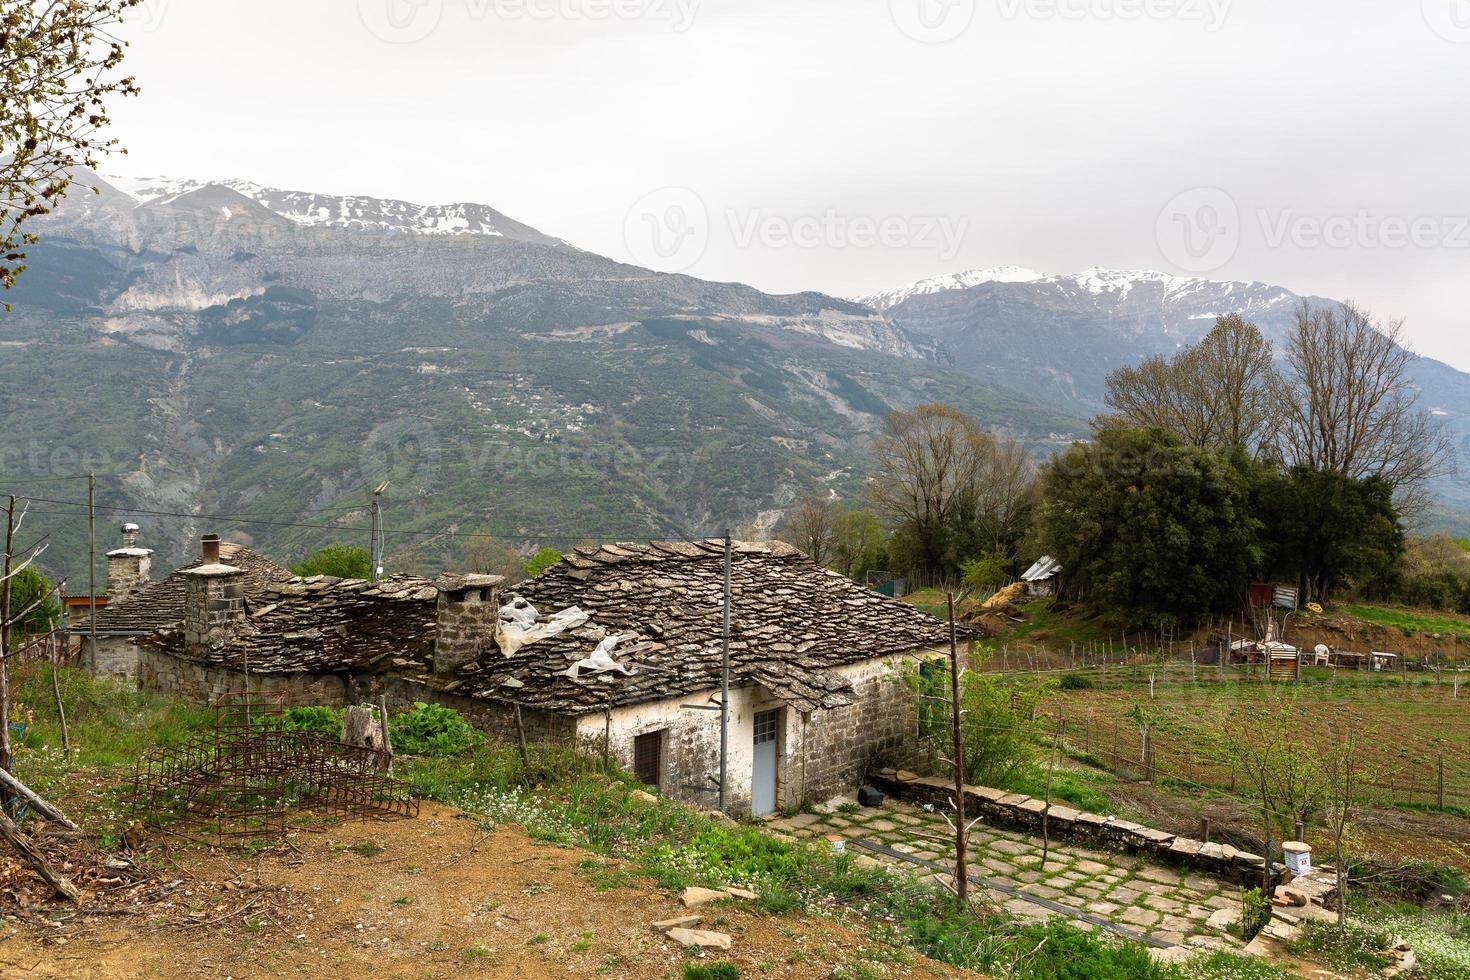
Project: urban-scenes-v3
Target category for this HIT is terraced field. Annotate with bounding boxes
[1045,679,1470,811]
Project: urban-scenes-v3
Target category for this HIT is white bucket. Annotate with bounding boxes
[1283,841,1312,876]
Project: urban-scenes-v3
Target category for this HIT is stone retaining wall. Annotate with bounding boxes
[871,768,1284,889]
[136,647,578,746]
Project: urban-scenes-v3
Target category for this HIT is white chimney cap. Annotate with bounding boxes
[121,522,140,533]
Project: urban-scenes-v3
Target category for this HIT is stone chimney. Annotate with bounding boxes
[181,534,245,656]
[433,573,503,675]
[105,522,153,605]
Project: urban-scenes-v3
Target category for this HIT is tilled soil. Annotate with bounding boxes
[0,803,967,978]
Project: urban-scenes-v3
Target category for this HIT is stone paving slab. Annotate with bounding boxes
[764,799,1247,949]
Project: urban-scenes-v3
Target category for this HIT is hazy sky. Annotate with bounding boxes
[108,0,1470,368]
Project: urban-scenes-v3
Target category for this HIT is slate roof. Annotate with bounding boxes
[148,573,439,670]
[83,543,290,633]
[455,539,953,713]
[145,540,953,717]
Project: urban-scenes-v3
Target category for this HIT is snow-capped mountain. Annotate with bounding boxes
[861,266,1299,323]
[103,174,566,245]
[857,265,1045,310]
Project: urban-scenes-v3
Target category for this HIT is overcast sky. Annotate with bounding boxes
[108,0,1470,368]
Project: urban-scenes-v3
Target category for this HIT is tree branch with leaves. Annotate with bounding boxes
[0,0,143,296]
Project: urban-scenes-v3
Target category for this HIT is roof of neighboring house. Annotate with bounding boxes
[150,572,500,675]
[82,543,290,634]
[457,539,953,714]
[1021,555,1062,583]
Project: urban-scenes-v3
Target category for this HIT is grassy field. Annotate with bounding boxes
[1344,602,1470,639]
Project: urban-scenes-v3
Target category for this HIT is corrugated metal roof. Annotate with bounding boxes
[1021,556,1062,582]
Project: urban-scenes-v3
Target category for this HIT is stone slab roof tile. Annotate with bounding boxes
[82,543,290,633]
[456,540,951,713]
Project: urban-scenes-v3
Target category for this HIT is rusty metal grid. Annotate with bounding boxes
[128,696,418,843]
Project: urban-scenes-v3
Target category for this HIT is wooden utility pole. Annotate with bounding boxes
[946,592,969,908]
[1,496,14,787]
[87,475,96,667]
[369,496,380,583]
[719,531,731,813]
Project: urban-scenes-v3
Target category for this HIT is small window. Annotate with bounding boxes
[633,730,663,788]
[753,709,779,745]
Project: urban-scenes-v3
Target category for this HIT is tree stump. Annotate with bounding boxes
[341,704,388,769]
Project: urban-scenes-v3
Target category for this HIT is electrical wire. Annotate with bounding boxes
[0,494,713,545]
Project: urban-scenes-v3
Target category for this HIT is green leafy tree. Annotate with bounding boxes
[6,566,59,637]
[910,648,1055,789]
[291,544,371,579]
[1,0,142,295]
[1261,467,1402,604]
[1035,427,1265,627]
[521,547,563,579]
[960,552,1010,596]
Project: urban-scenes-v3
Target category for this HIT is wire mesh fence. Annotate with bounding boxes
[1048,712,1469,812]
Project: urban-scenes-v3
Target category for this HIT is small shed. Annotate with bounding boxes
[1020,556,1062,598]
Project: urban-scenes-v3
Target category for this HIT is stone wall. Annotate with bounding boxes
[872,769,1284,889]
[579,653,920,816]
[135,647,576,746]
[84,635,143,682]
[786,655,919,804]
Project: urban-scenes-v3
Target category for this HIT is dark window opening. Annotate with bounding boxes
[633,730,664,788]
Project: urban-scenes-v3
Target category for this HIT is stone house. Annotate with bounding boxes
[79,530,290,680]
[137,538,954,817]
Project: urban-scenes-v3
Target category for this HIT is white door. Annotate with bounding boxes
[751,709,779,816]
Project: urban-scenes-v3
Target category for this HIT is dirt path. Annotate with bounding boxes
[0,804,966,979]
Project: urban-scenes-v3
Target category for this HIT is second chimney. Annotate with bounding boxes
[182,534,244,656]
[105,522,153,606]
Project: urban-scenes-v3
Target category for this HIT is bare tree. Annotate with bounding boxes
[870,405,1036,581]
[460,535,528,582]
[871,405,991,581]
[780,494,836,565]
[1193,314,1282,449]
[1280,301,1453,519]
[972,434,1038,561]
[1103,314,1280,451]
[1,0,143,295]
[1319,731,1362,930]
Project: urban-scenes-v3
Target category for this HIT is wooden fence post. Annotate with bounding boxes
[1440,755,1446,810]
